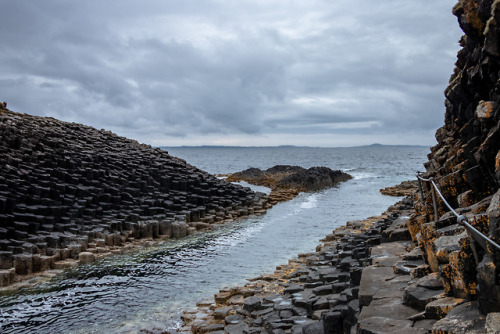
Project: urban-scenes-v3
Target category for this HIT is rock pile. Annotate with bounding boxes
[0,108,269,286]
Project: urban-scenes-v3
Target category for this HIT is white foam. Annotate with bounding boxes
[298,194,318,209]
[351,172,374,180]
[232,181,271,195]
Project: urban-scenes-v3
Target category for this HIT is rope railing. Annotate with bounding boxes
[416,172,500,256]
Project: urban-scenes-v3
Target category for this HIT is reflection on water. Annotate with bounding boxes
[0,182,400,334]
[0,146,429,333]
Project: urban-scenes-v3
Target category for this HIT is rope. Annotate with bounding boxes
[417,173,500,252]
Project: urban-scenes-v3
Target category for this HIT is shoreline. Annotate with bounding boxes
[175,193,417,334]
[0,182,328,293]
[0,164,352,290]
[0,207,273,294]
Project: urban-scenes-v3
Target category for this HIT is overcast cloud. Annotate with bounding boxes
[0,0,463,147]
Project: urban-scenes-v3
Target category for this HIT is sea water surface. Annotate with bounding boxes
[0,146,429,333]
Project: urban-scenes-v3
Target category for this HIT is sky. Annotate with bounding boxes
[0,1,463,147]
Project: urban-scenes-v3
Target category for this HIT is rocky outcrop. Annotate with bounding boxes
[0,108,269,287]
[225,165,352,204]
[178,1,500,333]
[410,0,500,328]
[380,180,419,197]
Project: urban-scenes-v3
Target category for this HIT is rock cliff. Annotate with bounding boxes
[412,0,500,324]
[0,107,269,286]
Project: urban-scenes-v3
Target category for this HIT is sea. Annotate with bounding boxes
[0,145,430,333]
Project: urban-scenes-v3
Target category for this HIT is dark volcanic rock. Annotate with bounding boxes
[411,0,500,318]
[0,108,269,285]
[278,167,351,192]
[226,165,351,193]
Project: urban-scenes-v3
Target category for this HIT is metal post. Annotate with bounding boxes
[457,215,481,264]
[467,233,480,265]
[417,176,425,203]
[430,179,439,221]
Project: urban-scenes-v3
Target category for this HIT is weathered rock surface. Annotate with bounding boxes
[410,0,500,324]
[0,108,270,286]
[180,200,424,334]
[224,165,351,203]
[179,1,500,332]
[380,180,418,197]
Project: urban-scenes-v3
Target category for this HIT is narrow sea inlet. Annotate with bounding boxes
[0,146,428,333]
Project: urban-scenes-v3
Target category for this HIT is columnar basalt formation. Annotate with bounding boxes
[411,0,500,327]
[0,107,269,286]
[179,2,500,332]
[180,201,420,334]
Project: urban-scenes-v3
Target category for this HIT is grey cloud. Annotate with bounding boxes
[0,0,462,146]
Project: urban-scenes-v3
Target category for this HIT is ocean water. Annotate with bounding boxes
[0,145,429,333]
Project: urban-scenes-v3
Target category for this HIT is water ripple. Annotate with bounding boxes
[0,146,429,333]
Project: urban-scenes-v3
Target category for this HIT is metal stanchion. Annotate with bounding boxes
[430,178,439,221]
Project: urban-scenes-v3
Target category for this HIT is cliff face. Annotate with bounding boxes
[0,106,268,286]
[414,0,500,315]
[425,0,500,201]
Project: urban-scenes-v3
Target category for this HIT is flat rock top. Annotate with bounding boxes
[225,165,352,192]
[380,180,418,197]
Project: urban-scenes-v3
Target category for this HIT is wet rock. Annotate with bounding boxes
[32,255,53,272]
[349,267,363,286]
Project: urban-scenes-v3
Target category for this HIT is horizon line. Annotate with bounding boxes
[159,143,430,149]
